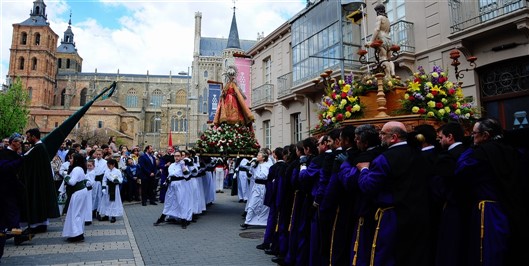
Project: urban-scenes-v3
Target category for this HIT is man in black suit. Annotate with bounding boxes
[138,145,158,206]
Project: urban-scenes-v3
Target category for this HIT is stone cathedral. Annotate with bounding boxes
[6,0,256,150]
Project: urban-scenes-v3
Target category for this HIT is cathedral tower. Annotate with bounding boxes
[8,0,58,109]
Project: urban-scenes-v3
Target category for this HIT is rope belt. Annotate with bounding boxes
[478,200,497,265]
[352,217,365,266]
[254,179,267,185]
[370,206,395,266]
[329,206,340,266]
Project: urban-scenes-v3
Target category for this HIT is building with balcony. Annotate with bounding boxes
[248,0,528,149]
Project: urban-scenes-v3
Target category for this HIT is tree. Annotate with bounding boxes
[0,77,30,138]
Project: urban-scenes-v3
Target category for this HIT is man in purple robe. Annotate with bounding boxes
[356,121,430,266]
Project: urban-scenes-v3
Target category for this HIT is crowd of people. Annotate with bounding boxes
[245,118,529,266]
[2,117,528,265]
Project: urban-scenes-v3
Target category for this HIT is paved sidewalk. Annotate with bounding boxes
[1,190,274,265]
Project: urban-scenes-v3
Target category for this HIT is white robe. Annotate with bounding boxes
[163,161,193,221]
[62,167,90,237]
[244,162,270,226]
[203,169,215,204]
[87,169,101,211]
[237,158,250,201]
[99,167,123,217]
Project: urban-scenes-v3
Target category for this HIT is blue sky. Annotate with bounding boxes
[1,0,306,84]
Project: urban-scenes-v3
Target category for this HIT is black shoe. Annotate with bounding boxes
[30,225,47,234]
[244,200,247,203]
[110,217,116,223]
[182,221,189,229]
[166,218,178,224]
[238,199,244,203]
[99,216,109,221]
[67,234,84,243]
[265,249,278,256]
[150,202,158,205]
[14,234,32,246]
[240,223,248,230]
[142,202,147,206]
[271,256,285,265]
[85,221,92,226]
[241,211,247,218]
[220,190,224,193]
[256,243,270,250]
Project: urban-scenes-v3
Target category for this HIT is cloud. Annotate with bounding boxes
[1,0,305,84]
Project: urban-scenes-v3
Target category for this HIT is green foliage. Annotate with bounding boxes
[0,77,30,139]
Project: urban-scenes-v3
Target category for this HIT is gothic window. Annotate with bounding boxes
[66,59,71,68]
[21,32,27,45]
[18,57,25,70]
[98,121,103,128]
[151,89,163,107]
[80,88,87,106]
[125,88,138,108]
[34,33,41,45]
[204,70,208,77]
[202,88,208,114]
[58,58,62,68]
[151,116,161,132]
[32,57,37,70]
[198,95,204,113]
[28,87,33,101]
[60,89,66,106]
[176,90,186,105]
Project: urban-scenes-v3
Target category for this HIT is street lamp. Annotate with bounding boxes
[150,102,161,150]
[178,68,191,149]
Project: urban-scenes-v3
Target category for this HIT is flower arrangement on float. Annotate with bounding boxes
[196,122,260,155]
[399,66,478,121]
[314,75,364,132]
[351,73,405,95]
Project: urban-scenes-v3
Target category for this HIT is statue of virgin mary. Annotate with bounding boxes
[213,66,255,126]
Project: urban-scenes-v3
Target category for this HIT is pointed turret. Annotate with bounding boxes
[226,7,241,49]
[19,0,49,26]
[57,12,77,53]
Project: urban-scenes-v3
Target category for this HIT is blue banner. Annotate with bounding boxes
[208,83,221,122]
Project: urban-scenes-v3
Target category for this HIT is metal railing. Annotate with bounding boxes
[252,83,274,106]
[277,72,293,98]
[449,0,527,33]
[363,20,415,61]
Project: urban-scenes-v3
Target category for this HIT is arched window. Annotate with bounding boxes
[126,88,138,108]
[28,87,33,101]
[176,90,186,105]
[20,32,27,45]
[60,89,66,106]
[150,89,163,107]
[66,59,70,68]
[18,57,25,70]
[202,87,208,114]
[32,57,37,70]
[34,33,40,45]
[80,88,87,106]
[204,70,208,77]
[170,111,187,132]
[58,58,62,68]
[151,116,161,132]
[198,95,204,113]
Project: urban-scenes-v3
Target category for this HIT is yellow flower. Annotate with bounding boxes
[427,111,434,117]
[444,81,453,89]
[352,104,361,112]
[444,106,451,113]
[339,79,344,85]
[421,75,427,80]
[427,101,436,108]
[345,111,352,118]
[387,80,393,87]
[327,111,333,118]
[342,84,351,93]
[331,117,337,123]
[426,82,433,88]
[404,93,410,100]
[328,105,337,113]
[431,72,439,78]
[412,106,420,113]
[426,93,434,99]
[455,109,461,115]
[441,98,447,103]
[347,96,357,103]
[409,82,421,92]
[438,109,446,115]
[341,99,347,106]
[441,72,447,77]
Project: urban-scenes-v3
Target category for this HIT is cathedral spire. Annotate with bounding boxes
[226,1,241,49]
[20,0,49,25]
